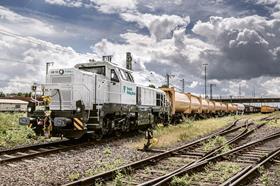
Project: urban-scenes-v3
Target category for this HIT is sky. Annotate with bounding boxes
[0,0,280,100]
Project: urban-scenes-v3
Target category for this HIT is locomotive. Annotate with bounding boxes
[19,53,246,139]
[19,54,169,139]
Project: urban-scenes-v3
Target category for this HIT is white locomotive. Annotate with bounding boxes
[19,53,169,139]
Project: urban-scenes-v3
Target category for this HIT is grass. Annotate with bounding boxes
[255,112,280,127]
[68,171,80,182]
[130,115,242,148]
[84,158,124,177]
[258,167,271,186]
[103,146,112,156]
[171,162,241,185]
[0,112,37,147]
[130,113,276,149]
[202,136,230,153]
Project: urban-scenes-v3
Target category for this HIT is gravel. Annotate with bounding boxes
[0,136,152,185]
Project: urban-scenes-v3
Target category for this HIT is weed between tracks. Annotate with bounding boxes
[129,115,243,149]
[257,165,280,186]
[83,158,124,177]
[171,162,241,185]
[0,113,37,147]
[202,136,230,153]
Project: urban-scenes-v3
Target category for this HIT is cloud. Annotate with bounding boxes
[262,77,280,96]
[91,0,138,13]
[121,12,190,41]
[192,15,280,80]
[0,6,56,37]
[44,0,83,7]
[0,6,97,92]
[0,33,95,93]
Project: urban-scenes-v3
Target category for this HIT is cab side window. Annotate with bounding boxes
[111,69,119,82]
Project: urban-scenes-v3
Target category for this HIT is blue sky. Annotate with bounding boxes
[0,0,280,100]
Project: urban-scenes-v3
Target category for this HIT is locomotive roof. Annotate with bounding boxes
[74,60,133,73]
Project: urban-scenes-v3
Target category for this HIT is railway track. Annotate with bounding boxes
[0,118,247,165]
[147,132,280,186]
[0,139,91,164]
[63,119,266,186]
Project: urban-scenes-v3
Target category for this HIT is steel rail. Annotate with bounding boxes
[153,130,280,186]
[62,119,251,186]
[0,138,94,164]
[222,147,280,186]
[0,139,71,155]
[0,141,94,164]
[139,122,265,186]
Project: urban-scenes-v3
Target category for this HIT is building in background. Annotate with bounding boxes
[0,99,28,112]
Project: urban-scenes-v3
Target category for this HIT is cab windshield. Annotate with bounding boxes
[119,69,134,82]
[79,66,105,75]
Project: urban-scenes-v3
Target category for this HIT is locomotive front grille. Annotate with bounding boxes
[50,89,73,110]
[51,76,72,83]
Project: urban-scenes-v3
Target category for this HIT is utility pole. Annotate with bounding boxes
[239,83,241,97]
[126,52,132,70]
[167,74,170,88]
[203,64,208,98]
[210,83,216,99]
[181,79,185,93]
[166,73,174,88]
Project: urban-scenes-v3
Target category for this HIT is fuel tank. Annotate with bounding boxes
[190,94,201,113]
[201,98,209,113]
[221,103,228,112]
[227,103,235,112]
[174,91,191,113]
[215,102,222,112]
[208,101,215,113]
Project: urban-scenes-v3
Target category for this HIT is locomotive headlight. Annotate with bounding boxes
[76,107,81,113]
[27,107,32,113]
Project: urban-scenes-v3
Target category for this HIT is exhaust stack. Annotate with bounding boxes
[126,52,132,70]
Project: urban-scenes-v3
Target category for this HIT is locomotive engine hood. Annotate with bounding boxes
[45,68,96,111]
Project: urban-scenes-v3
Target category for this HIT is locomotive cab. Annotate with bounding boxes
[75,60,137,106]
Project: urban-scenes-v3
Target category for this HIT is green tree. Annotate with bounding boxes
[148,84,156,88]
[160,84,169,88]
[0,92,5,97]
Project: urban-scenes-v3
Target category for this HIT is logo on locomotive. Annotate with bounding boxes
[123,85,136,96]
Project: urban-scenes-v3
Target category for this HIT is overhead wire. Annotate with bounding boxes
[0,29,75,54]
[0,57,40,65]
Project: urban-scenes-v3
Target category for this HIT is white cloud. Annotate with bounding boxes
[44,0,83,7]
[0,33,96,93]
[0,6,56,37]
[90,0,138,13]
[0,7,97,93]
[262,77,280,96]
[121,12,190,41]
[192,15,280,80]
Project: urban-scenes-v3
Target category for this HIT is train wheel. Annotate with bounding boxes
[95,130,104,141]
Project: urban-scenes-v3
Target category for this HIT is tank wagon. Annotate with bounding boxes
[261,105,277,114]
[160,87,240,123]
[19,54,246,139]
